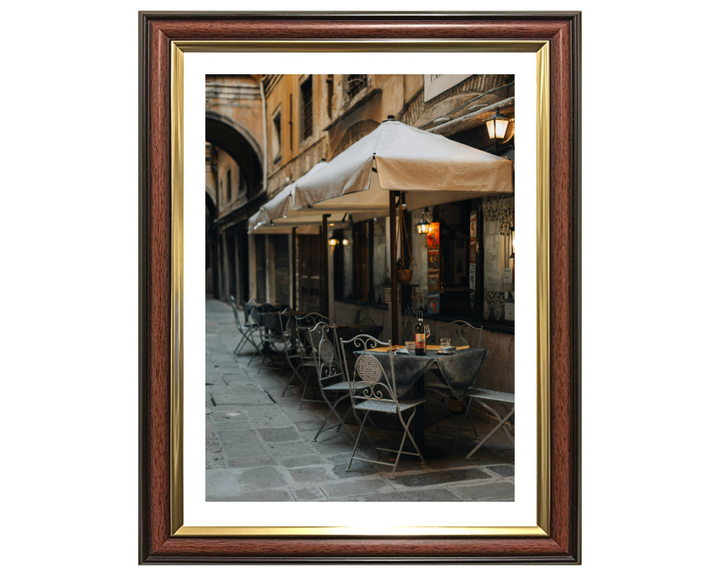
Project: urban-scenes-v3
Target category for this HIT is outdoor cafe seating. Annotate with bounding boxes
[340,334,427,480]
[229,301,511,468]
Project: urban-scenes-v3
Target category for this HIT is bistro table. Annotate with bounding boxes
[358,346,489,454]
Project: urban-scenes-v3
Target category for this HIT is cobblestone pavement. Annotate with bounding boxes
[206,299,514,502]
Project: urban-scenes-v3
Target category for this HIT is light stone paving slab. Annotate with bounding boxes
[290,485,327,501]
[257,427,302,443]
[319,478,394,499]
[237,466,288,489]
[286,466,336,484]
[450,481,515,501]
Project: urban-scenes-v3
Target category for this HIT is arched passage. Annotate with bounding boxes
[205,113,262,304]
[206,192,218,297]
[206,113,263,196]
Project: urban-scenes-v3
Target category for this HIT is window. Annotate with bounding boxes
[326,74,334,117]
[300,76,313,141]
[225,169,232,203]
[424,197,515,328]
[346,75,367,100]
[272,111,281,163]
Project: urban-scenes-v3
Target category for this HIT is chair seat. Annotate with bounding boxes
[467,388,515,404]
[322,381,369,392]
[355,397,426,413]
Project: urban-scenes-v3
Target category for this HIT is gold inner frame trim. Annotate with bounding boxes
[169,39,551,538]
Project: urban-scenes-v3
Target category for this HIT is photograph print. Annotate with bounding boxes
[204,73,516,503]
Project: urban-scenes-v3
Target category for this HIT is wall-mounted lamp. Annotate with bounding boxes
[328,237,339,247]
[416,212,431,235]
[485,108,510,140]
[342,238,349,246]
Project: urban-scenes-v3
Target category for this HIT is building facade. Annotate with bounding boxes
[206,74,516,393]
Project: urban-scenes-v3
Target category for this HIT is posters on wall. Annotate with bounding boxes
[426,222,440,249]
[427,221,441,313]
[428,269,440,292]
[428,292,440,314]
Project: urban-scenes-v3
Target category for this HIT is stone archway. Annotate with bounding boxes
[206,111,263,196]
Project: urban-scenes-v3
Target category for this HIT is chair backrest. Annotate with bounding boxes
[243,299,258,325]
[339,334,399,409]
[229,296,243,330]
[279,309,300,348]
[308,323,345,387]
[296,312,330,329]
[249,302,262,325]
[439,320,483,348]
[261,311,282,336]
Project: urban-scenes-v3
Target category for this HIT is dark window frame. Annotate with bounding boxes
[300,76,313,141]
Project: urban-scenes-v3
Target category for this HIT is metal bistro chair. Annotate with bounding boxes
[308,322,365,442]
[246,302,265,366]
[230,296,261,357]
[297,318,334,409]
[426,320,484,435]
[340,334,426,480]
[256,308,286,373]
[453,385,515,459]
[295,312,330,330]
[279,309,316,397]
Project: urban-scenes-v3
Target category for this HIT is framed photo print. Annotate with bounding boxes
[139,11,581,564]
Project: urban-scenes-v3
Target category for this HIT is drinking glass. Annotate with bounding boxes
[405,341,416,351]
[440,338,451,349]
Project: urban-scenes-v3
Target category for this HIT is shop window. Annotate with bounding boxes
[300,76,313,141]
[424,196,515,328]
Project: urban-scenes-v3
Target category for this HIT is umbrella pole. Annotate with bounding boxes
[322,214,330,318]
[390,190,399,345]
[291,226,297,311]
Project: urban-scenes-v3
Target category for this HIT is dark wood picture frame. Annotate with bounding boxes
[139,11,581,564]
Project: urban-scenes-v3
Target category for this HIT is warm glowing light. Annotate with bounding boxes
[416,217,430,235]
[486,109,510,140]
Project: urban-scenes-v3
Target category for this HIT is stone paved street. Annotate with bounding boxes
[206,299,514,502]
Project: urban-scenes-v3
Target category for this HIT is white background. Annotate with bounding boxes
[2,1,719,574]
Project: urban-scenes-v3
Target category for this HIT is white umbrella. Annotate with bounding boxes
[293,119,513,213]
[264,160,385,226]
[293,119,514,343]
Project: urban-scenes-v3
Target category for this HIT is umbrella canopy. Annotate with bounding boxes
[265,160,387,226]
[294,119,513,213]
[247,208,266,231]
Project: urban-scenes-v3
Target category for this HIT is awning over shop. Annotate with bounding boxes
[294,119,513,213]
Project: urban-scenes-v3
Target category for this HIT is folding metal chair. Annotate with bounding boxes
[339,334,426,480]
[278,309,316,397]
[246,302,265,367]
[308,322,364,441]
[453,388,515,459]
[256,309,286,373]
[230,296,261,357]
[425,321,484,435]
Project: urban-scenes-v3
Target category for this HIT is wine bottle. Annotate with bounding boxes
[414,309,426,356]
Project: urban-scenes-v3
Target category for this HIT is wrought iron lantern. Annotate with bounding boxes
[485,108,510,140]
